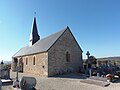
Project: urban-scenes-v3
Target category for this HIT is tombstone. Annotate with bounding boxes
[20,76,37,90]
[0,60,4,70]
[97,73,100,77]
[0,60,10,79]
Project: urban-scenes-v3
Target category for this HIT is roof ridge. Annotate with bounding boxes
[41,26,67,40]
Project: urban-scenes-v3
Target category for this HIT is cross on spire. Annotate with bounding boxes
[34,12,36,16]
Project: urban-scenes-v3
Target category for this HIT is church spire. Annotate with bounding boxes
[29,16,40,47]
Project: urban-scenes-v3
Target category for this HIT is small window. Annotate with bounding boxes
[26,58,28,65]
[33,56,35,65]
[66,51,70,62]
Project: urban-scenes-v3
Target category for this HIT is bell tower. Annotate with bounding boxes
[29,16,40,47]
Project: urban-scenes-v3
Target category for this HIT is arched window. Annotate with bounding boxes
[26,57,28,65]
[33,56,35,65]
[66,51,70,62]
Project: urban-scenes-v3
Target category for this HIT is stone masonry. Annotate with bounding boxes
[22,52,48,76]
[48,29,83,76]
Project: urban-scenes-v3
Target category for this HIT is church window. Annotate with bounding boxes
[26,58,28,65]
[33,56,35,65]
[66,51,70,62]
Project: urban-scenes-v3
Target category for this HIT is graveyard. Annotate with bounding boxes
[1,70,120,90]
[1,53,120,90]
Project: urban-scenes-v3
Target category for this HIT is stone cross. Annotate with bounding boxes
[16,65,19,82]
[86,51,91,77]
[86,51,91,65]
[86,51,90,59]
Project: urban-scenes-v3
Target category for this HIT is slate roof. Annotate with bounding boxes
[13,27,67,57]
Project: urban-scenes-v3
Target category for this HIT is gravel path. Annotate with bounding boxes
[2,71,120,90]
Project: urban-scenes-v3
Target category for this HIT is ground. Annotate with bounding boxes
[2,70,120,90]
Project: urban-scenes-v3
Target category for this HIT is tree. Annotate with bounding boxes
[89,56,97,67]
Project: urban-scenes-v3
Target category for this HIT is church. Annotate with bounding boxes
[12,17,83,76]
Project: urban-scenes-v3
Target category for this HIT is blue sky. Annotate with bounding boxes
[0,0,120,61]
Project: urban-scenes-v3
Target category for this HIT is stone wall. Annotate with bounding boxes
[22,52,48,76]
[48,29,83,76]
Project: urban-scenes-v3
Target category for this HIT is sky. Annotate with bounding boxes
[0,0,120,61]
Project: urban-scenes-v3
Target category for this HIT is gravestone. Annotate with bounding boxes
[81,76,110,87]
[0,60,10,79]
[89,76,107,82]
[20,76,37,90]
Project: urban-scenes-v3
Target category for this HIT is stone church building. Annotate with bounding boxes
[12,17,83,76]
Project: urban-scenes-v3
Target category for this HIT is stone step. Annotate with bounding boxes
[89,76,108,82]
[80,79,110,87]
